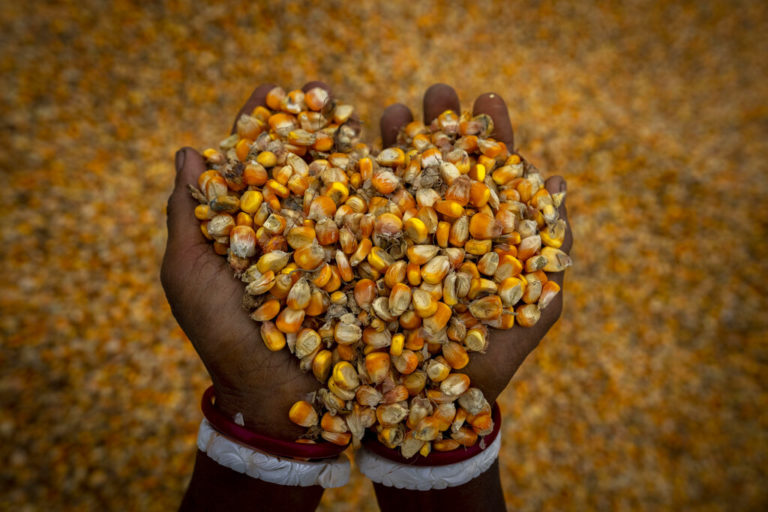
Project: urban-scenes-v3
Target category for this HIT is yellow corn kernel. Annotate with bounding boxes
[442,341,469,369]
[367,246,394,272]
[498,277,525,307]
[478,154,496,173]
[406,261,422,286]
[250,299,281,322]
[486,308,515,330]
[286,278,312,310]
[333,250,352,282]
[389,333,405,357]
[323,265,342,293]
[334,321,362,345]
[393,349,419,375]
[350,238,373,267]
[365,352,391,385]
[275,307,305,334]
[260,321,286,351]
[289,400,318,428]
[375,212,404,237]
[412,288,438,318]
[256,251,291,274]
[399,310,422,330]
[400,216,428,244]
[315,218,339,246]
[376,147,406,167]
[431,439,460,452]
[295,328,322,359]
[468,212,502,240]
[442,272,459,306]
[234,138,251,161]
[469,295,502,321]
[235,212,253,228]
[194,204,213,220]
[294,243,326,270]
[265,86,286,110]
[465,239,492,255]
[256,151,277,168]
[245,270,275,296]
[440,373,471,396]
[469,162,486,182]
[426,358,451,382]
[420,281,443,300]
[268,273,293,300]
[475,251,498,276]
[202,147,224,163]
[310,349,332,382]
[516,303,541,327]
[464,327,488,352]
[320,413,349,435]
[494,255,523,282]
[434,200,464,220]
[541,246,573,272]
[538,280,561,310]
[405,329,425,351]
[324,182,349,206]
[467,278,498,300]
[423,302,452,333]
[524,254,547,273]
[402,371,427,397]
[420,255,450,285]
[388,283,413,317]
[305,289,329,317]
[265,179,290,199]
[332,361,360,391]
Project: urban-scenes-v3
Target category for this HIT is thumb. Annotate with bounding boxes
[166,147,208,253]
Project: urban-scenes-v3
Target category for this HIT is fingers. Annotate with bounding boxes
[423,83,460,124]
[165,147,208,253]
[302,80,332,96]
[544,176,573,254]
[230,83,277,134]
[380,103,413,148]
[472,93,515,149]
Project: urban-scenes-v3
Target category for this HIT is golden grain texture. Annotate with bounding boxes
[1,1,766,510]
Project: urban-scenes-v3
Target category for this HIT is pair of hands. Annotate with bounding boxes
[161,82,572,442]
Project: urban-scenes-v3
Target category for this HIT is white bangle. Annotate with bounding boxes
[197,418,350,488]
[355,433,502,490]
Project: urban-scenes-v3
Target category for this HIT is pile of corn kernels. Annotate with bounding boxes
[191,86,571,457]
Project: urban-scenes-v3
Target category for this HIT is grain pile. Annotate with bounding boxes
[1,1,766,511]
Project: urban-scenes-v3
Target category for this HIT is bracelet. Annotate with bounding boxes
[356,402,502,490]
[198,419,350,488]
[201,386,345,460]
[198,386,350,488]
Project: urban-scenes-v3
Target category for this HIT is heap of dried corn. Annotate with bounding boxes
[189,86,571,458]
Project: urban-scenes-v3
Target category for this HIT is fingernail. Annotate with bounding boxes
[175,149,186,173]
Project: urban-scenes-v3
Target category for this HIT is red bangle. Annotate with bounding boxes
[362,402,502,467]
[201,386,346,460]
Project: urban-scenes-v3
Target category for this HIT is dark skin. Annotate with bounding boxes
[162,82,572,512]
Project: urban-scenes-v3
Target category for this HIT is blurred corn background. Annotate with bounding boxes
[1,0,766,510]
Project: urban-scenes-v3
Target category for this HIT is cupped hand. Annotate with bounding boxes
[379,84,574,404]
[161,82,332,440]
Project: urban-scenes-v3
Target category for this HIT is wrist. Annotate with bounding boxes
[357,402,502,490]
[210,381,307,441]
[196,386,351,489]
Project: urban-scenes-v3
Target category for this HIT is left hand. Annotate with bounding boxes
[378,84,574,403]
